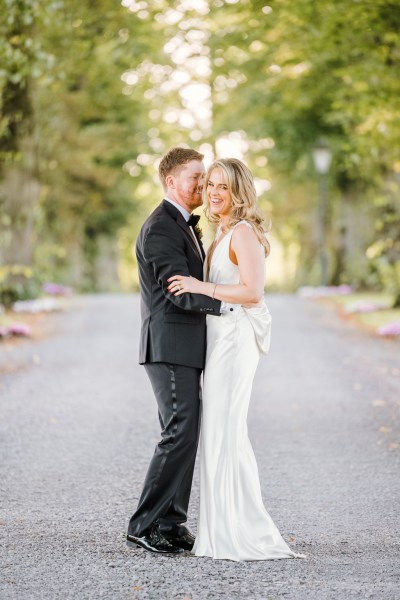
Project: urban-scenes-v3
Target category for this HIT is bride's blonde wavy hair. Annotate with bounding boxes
[203,158,270,256]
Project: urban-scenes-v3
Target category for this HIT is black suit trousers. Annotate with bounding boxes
[128,362,202,537]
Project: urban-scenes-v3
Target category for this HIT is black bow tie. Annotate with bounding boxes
[187,214,201,227]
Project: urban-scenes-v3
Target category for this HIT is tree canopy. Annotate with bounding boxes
[1,0,399,302]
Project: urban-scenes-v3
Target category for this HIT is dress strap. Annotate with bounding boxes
[232,220,253,231]
[216,221,253,244]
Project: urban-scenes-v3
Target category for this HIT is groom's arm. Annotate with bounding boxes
[143,225,222,316]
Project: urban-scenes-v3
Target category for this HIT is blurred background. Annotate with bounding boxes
[1,0,399,306]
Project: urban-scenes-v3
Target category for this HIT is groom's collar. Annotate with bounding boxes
[164,197,191,222]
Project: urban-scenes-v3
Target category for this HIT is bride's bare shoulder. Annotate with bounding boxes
[231,221,257,241]
[232,220,253,231]
[231,221,260,251]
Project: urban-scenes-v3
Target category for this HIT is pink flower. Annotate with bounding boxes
[42,282,73,296]
[377,322,400,337]
[345,301,389,314]
[298,285,353,298]
[8,322,31,337]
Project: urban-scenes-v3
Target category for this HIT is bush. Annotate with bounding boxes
[0,265,42,308]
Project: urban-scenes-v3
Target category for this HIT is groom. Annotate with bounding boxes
[127,147,227,554]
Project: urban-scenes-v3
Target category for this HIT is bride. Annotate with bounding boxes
[168,158,304,561]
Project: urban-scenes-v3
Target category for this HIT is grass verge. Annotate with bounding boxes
[320,292,400,337]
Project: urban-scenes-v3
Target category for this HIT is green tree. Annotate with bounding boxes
[207,0,400,294]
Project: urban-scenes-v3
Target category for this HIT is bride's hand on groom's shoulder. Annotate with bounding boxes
[167,274,204,296]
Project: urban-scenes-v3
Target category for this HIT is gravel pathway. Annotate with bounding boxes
[1,294,399,599]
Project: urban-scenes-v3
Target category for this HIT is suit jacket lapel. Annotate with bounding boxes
[162,200,204,261]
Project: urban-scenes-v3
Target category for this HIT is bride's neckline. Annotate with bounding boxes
[206,225,230,275]
[214,225,230,247]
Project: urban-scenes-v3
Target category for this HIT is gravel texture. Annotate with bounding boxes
[1,293,399,600]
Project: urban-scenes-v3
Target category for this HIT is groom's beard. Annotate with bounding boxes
[187,190,203,211]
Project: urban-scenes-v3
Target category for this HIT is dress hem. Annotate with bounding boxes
[192,549,306,562]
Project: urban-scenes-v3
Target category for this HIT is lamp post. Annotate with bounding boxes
[312,139,332,286]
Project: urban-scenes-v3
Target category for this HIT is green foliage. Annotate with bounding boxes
[0,264,41,306]
[206,0,400,297]
[209,0,400,185]
[0,0,173,290]
[0,0,399,297]
[366,181,400,303]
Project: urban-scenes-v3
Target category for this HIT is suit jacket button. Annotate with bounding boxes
[230,308,233,311]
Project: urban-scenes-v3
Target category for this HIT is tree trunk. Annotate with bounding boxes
[1,165,41,266]
[0,74,40,273]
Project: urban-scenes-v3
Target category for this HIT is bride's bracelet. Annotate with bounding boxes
[212,283,218,299]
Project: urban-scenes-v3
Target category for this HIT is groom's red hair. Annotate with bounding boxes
[159,147,204,190]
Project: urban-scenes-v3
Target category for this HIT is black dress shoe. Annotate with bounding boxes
[126,524,184,554]
[166,531,195,551]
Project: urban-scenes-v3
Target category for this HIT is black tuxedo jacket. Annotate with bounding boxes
[136,200,221,368]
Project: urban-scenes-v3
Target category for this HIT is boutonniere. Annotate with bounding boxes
[194,224,203,240]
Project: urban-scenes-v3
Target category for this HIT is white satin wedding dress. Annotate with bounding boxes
[193,221,303,561]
